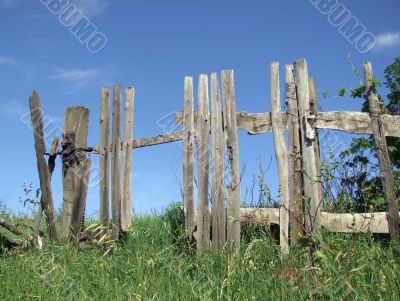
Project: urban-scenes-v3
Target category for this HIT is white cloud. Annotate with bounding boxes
[50,68,104,93]
[0,56,17,65]
[71,0,110,18]
[0,99,27,119]
[375,32,400,51]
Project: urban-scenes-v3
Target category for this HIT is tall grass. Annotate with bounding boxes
[0,203,399,300]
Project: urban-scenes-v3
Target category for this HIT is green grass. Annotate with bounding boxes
[1,204,400,300]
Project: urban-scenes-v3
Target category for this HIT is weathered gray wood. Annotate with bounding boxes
[309,77,323,212]
[121,87,135,232]
[196,74,211,250]
[111,85,122,240]
[99,87,111,236]
[61,106,90,242]
[285,64,303,246]
[132,132,183,148]
[183,77,195,240]
[211,73,226,252]
[270,62,289,254]
[295,59,321,231]
[221,70,241,249]
[29,91,58,242]
[364,62,400,242]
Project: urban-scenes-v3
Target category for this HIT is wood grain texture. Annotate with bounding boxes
[132,132,183,148]
[285,64,304,246]
[295,59,321,231]
[99,87,111,235]
[221,70,241,249]
[30,91,59,241]
[196,74,211,250]
[183,77,195,240]
[121,87,135,232]
[61,106,89,241]
[364,62,400,242]
[111,85,122,240]
[270,62,289,254]
[211,73,226,251]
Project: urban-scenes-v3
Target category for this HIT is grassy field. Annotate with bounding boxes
[1,203,400,300]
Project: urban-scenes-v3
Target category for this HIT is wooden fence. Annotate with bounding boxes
[28,59,400,253]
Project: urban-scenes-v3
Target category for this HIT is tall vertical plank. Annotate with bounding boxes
[121,87,135,232]
[99,87,111,236]
[221,70,241,249]
[29,91,58,241]
[270,62,289,254]
[211,73,226,251]
[183,77,195,240]
[285,64,303,246]
[294,59,321,231]
[364,62,400,242]
[111,85,122,240]
[61,106,89,241]
[196,74,211,250]
[308,77,323,208]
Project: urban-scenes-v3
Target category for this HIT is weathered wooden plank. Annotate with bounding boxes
[29,91,58,242]
[121,87,135,232]
[176,110,400,137]
[211,73,226,252]
[99,87,111,236]
[132,132,183,148]
[285,64,303,246]
[221,70,241,249]
[61,106,90,242]
[309,77,323,212]
[183,77,195,240]
[196,74,211,250]
[295,59,321,231]
[364,62,400,242]
[270,62,289,254]
[111,85,122,240]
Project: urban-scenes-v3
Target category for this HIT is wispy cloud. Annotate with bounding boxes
[375,32,400,51]
[0,99,27,120]
[0,0,16,8]
[50,68,105,94]
[71,0,110,18]
[0,55,17,65]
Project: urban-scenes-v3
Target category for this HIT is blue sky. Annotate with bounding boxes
[0,0,399,216]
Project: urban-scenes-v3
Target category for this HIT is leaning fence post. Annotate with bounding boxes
[294,59,321,231]
[196,74,211,250]
[221,70,241,249]
[183,77,195,240]
[111,85,122,240]
[285,64,303,246]
[99,87,111,237]
[363,61,400,243]
[29,91,58,242]
[211,73,226,252]
[121,87,135,232]
[270,62,289,255]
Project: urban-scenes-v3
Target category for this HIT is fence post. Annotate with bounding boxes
[211,73,226,251]
[196,74,211,250]
[121,87,135,232]
[309,77,323,208]
[270,62,289,254]
[99,87,111,237]
[294,59,321,231]
[363,61,400,242]
[285,64,303,246]
[221,70,241,249]
[183,77,195,240]
[61,106,90,242]
[29,91,58,242]
[111,85,122,240]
